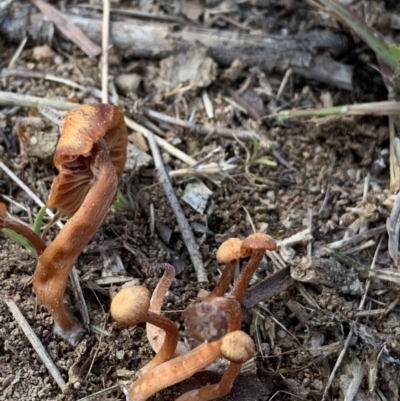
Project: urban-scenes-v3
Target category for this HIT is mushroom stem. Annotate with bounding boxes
[175,362,242,401]
[145,263,190,357]
[33,140,118,340]
[205,260,237,301]
[229,249,265,302]
[138,311,179,376]
[205,238,243,301]
[128,340,223,401]
[0,203,47,255]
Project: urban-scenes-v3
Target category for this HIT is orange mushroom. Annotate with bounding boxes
[205,238,243,301]
[110,285,179,377]
[176,330,255,401]
[127,330,255,401]
[0,202,46,255]
[230,233,277,302]
[32,103,127,343]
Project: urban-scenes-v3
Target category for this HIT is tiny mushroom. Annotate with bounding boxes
[230,232,277,302]
[32,103,128,343]
[205,238,243,301]
[0,202,46,255]
[110,285,179,376]
[127,330,255,401]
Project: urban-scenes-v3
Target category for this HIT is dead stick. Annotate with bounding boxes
[146,132,208,282]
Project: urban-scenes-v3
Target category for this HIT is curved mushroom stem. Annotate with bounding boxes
[145,263,190,357]
[128,340,223,401]
[33,140,118,343]
[0,203,47,256]
[175,362,242,401]
[138,310,179,377]
[229,249,265,302]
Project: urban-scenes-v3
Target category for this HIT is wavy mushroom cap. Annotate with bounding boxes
[47,104,128,216]
[240,233,277,258]
[111,286,150,327]
[184,302,228,342]
[220,330,255,363]
[216,238,243,264]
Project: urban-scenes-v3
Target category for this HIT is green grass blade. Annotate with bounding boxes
[1,228,37,255]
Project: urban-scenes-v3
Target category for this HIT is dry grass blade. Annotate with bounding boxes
[101,0,110,103]
[76,384,120,401]
[3,298,66,391]
[387,191,400,263]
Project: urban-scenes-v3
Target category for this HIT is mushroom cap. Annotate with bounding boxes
[47,104,128,217]
[240,233,277,258]
[184,302,228,342]
[110,285,150,327]
[220,330,255,363]
[216,238,243,264]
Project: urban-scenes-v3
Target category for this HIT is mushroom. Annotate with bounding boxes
[144,263,190,357]
[32,103,128,343]
[0,202,46,255]
[110,285,179,376]
[230,232,277,302]
[176,330,255,401]
[205,238,242,301]
[127,330,255,401]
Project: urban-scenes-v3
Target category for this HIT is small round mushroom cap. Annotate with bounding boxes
[240,233,277,258]
[110,286,150,327]
[216,238,243,264]
[220,330,255,363]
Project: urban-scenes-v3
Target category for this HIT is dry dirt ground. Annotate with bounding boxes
[1,1,400,401]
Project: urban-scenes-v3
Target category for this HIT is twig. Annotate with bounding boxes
[0,90,76,110]
[1,69,115,102]
[0,161,90,327]
[0,91,196,167]
[143,108,258,142]
[79,3,182,23]
[101,0,110,104]
[323,225,386,251]
[7,36,27,68]
[76,385,121,401]
[146,132,208,282]
[276,68,292,100]
[29,0,101,57]
[389,117,400,191]
[388,192,400,263]
[124,116,197,166]
[3,298,66,391]
[278,100,400,120]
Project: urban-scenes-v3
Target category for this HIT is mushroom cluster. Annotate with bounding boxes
[111,232,277,401]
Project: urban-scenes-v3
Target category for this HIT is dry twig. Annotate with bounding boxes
[101,0,110,103]
[146,132,207,282]
[4,298,66,390]
[29,0,101,57]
